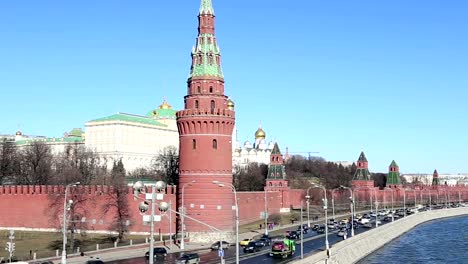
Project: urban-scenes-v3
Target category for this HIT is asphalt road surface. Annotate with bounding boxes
[107,217,391,264]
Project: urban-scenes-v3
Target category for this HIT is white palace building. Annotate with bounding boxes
[2,98,280,173]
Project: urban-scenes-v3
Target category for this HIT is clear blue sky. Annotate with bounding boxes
[1,0,467,174]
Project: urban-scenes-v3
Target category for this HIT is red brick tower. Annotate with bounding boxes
[352,151,374,188]
[176,0,235,241]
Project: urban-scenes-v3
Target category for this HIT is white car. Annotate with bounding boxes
[359,218,370,224]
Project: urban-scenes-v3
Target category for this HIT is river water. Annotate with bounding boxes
[359,215,468,263]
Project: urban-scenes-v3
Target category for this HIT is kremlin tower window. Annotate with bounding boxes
[212,139,217,149]
[197,86,201,93]
[195,100,199,108]
[209,86,213,93]
[210,100,215,114]
[192,139,197,149]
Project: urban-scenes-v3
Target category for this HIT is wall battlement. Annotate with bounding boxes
[0,185,178,196]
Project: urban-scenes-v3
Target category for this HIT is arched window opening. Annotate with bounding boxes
[192,139,197,150]
[195,100,199,109]
[210,100,215,114]
[197,86,201,93]
[209,86,213,93]
[212,139,218,149]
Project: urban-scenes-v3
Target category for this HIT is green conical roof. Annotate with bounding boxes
[358,151,368,162]
[199,0,214,15]
[353,168,371,181]
[271,143,281,155]
[387,160,401,185]
[432,169,440,186]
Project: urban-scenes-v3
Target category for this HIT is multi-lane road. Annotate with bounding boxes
[107,216,393,264]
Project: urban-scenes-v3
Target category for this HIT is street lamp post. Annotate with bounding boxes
[340,186,354,237]
[180,180,196,250]
[61,182,80,264]
[403,189,406,217]
[132,180,168,264]
[213,181,239,264]
[331,189,336,222]
[264,189,268,235]
[305,187,312,228]
[311,183,329,252]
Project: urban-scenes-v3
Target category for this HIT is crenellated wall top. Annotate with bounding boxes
[0,185,178,196]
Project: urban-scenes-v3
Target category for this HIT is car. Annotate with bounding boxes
[145,247,168,259]
[337,228,347,237]
[210,241,230,250]
[286,230,300,240]
[176,253,200,264]
[86,260,104,264]
[312,224,320,231]
[258,238,271,246]
[317,226,325,234]
[239,238,253,246]
[243,241,264,253]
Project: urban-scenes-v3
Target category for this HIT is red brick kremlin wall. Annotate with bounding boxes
[1,185,467,234]
[0,185,177,236]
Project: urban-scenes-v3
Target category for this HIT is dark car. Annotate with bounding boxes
[210,241,230,250]
[317,226,325,234]
[243,241,263,253]
[176,253,200,264]
[86,260,104,264]
[287,230,299,240]
[258,238,271,246]
[312,224,320,231]
[145,247,168,259]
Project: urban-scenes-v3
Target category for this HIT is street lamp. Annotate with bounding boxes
[331,189,338,222]
[340,186,354,237]
[180,180,196,250]
[264,189,270,235]
[132,180,168,264]
[213,181,239,264]
[61,182,80,264]
[305,187,312,228]
[311,183,329,252]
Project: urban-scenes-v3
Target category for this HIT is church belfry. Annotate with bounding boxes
[177,0,236,239]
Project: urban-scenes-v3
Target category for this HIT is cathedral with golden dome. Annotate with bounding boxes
[232,124,277,170]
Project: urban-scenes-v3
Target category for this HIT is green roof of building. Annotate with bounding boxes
[88,113,167,127]
[15,136,84,146]
[147,108,177,119]
[389,160,399,168]
[68,128,84,137]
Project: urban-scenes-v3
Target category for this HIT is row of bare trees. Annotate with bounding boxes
[232,155,358,192]
[0,139,107,185]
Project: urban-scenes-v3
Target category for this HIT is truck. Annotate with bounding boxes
[269,238,295,259]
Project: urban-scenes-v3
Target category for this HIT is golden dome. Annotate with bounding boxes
[15,131,22,136]
[227,99,235,110]
[255,127,266,139]
[159,98,172,110]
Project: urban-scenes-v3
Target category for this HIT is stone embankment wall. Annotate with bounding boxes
[293,207,468,264]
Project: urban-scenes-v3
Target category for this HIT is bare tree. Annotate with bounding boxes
[17,141,53,185]
[47,186,90,252]
[233,163,267,191]
[151,146,179,185]
[101,160,131,242]
[0,139,18,184]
